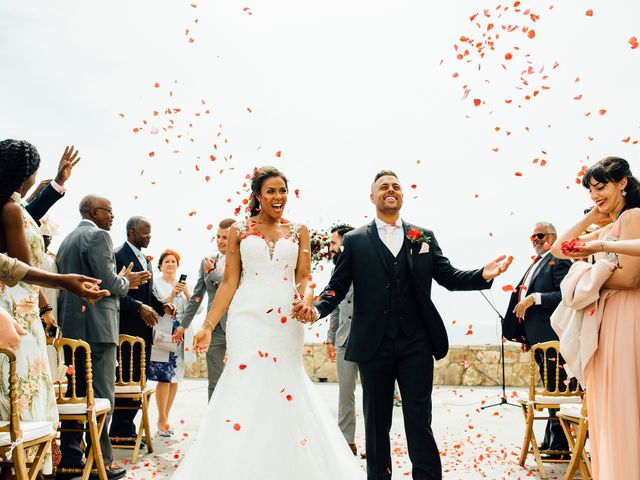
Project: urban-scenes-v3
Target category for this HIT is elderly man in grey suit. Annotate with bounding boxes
[173,218,235,399]
[325,224,364,458]
[56,195,149,480]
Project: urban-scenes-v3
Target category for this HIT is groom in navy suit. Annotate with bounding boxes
[294,171,510,480]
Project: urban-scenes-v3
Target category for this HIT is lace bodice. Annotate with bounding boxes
[234,221,301,280]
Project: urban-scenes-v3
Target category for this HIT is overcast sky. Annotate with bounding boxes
[1,0,639,345]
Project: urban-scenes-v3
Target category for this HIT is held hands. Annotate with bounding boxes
[54,146,81,186]
[193,328,212,354]
[291,296,318,324]
[482,255,512,281]
[513,294,535,322]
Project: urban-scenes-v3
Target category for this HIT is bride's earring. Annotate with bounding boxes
[622,190,627,197]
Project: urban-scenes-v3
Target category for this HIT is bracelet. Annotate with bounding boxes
[204,319,215,331]
[600,240,606,252]
[39,304,53,317]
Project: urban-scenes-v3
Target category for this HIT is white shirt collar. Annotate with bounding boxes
[81,218,98,228]
[375,217,403,230]
[537,250,552,261]
[126,241,145,259]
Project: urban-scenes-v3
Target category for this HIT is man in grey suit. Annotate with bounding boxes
[174,218,235,399]
[325,224,364,457]
[56,195,149,480]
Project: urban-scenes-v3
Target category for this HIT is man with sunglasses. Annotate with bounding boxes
[502,221,571,459]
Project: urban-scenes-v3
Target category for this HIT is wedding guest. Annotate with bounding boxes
[502,221,571,459]
[325,224,363,457]
[551,156,640,480]
[110,216,173,445]
[57,195,147,480]
[175,218,235,399]
[0,139,59,475]
[149,249,193,436]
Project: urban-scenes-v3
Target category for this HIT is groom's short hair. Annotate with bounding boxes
[372,170,399,189]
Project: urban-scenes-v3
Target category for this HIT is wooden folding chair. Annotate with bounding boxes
[54,339,110,480]
[111,335,154,463]
[558,397,591,480]
[518,341,583,479]
[0,348,55,480]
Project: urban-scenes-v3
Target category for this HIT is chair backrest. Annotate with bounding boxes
[0,348,22,442]
[116,335,147,389]
[529,340,584,400]
[53,338,94,406]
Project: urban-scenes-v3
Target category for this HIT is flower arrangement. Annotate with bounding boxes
[309,228,331,271]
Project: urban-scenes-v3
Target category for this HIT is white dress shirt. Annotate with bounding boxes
[523,250,551,305]
[374,217,404,257]
[127,241,149,270]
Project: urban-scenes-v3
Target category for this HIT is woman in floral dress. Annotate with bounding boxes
[0,139,60,474]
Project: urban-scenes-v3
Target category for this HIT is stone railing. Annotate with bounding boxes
[185,343,532,387]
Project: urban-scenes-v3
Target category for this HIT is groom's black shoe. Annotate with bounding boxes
[91,465,127,479]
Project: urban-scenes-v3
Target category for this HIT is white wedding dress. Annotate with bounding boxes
[173,223,365,479]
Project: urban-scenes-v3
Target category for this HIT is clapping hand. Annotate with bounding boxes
[119,263,151,290]
[163,303,177,317]
[54,145,81,186]
[59,274,110,304]
[482,255,512,281]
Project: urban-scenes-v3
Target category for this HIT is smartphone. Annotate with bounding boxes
[179,274,187,283]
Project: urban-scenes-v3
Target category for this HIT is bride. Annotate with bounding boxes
[173,166,364,479]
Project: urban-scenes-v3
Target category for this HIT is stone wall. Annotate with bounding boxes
[185,343,533,387]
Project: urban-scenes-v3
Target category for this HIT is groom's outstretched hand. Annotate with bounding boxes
[482,255,513,281]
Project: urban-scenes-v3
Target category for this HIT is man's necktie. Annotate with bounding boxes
[518,254,542,301]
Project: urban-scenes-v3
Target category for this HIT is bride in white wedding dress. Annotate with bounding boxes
[173,167,364,479]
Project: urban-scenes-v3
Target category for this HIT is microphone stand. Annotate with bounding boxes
[478,290,519,409]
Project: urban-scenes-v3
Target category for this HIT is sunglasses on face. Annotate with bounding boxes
[530,233,548,241]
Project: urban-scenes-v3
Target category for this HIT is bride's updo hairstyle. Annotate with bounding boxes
[582,156,640,211]
[248,166,289,217]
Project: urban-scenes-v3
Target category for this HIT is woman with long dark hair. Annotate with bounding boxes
[173,166,364,479]
[552,156,640,480]
[0,139,60,474]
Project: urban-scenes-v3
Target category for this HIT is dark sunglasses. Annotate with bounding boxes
[530,233,551,241]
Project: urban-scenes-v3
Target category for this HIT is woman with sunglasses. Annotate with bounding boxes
[551,156,640,480]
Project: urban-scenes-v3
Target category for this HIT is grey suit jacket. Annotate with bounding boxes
[56,220,130,344]
[327,284,354,348]
[181,254,227,334]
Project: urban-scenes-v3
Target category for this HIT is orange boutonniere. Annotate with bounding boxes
[407,227,431,244]
[146,255,154,262]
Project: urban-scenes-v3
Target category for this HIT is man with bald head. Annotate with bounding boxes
[109,216,170,444]
[56,195,149,479]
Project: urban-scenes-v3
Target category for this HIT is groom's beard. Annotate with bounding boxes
[332,250,341,265]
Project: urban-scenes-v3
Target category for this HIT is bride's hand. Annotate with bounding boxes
[193,328,212,353]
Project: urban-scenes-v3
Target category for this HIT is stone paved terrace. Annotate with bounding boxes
[105,379,576,480]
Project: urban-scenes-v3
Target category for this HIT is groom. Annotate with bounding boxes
[293,170,510,480]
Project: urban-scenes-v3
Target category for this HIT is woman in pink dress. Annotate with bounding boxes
[553,156,640,480]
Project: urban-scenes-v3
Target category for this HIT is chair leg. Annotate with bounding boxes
[518,404,533,466]
[574,422,591,480]
[26,439,51,480]
[11,444,30,480]
[84,412,108,480]
[529,419,547,479]
[142,392,154,454]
